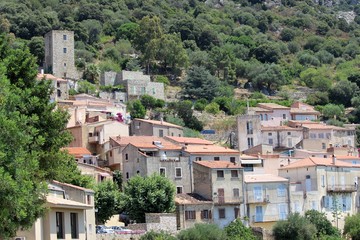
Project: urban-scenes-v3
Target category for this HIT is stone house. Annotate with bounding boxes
[290,101,320,121]
[15,181,95,240]
[279,156,360,230]
[261,125,303,149]
[44,30,78,80]
[248,103,291,127]
[236,115,262,152]
[175,193,213,230]
[245,174,290,230]
[37,73,69,101]
[117,70,165,101]
[193,161,245,228]
[130,118,183,137]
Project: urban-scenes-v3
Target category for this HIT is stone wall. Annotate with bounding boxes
[145,213,177,234]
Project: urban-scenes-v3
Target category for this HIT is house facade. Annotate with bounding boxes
[245,174,290,230]
[261,126,303,149]
[15,181,95,240]
[130,118,183,137]
[193,161,245,228]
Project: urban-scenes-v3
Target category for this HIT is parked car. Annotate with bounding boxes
[111,226,133,234]
[96,225,115,234]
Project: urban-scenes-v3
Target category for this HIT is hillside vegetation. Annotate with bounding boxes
[2,0,360,127]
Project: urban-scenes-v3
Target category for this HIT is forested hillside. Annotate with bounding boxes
[2,0,360,126]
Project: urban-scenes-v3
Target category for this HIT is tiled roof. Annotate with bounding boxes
[164,136,213,145]
[301,124,344,130]
[249,107,272,112]
[245,174,288,183]
[261,126,303,131]
[183,145,240,155]
[37,73,67,82]
[134,118,183,129]
[336,156,360,160]
[257,103,290,110]
[240,154,260,160]
[194,160,242,169]
[175,193,212,205]
[279,157,360,170]
[52,180,94,192]
[110,136,181,150]
[64,147,91,158]
[290,109,320,115]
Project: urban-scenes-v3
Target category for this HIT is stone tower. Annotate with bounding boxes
[44,30,78,79]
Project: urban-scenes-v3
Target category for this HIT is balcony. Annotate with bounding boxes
[213,196,243,204]
[252,214,286,223]
[247,195,270,204]
[327,185,357,193]
[88,135,99,143]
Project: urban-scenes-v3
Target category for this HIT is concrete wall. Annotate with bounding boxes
[260,109,290,127]
[145,213,177,234]
[261,129,302,148]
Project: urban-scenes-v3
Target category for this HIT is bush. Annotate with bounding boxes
[140,230,176,240]
[156,75,170,86]
[177,224,227,240]
[225,219,257,240]
[273,213,316,240]
[194,99,208,111]
[205,102,220,114]
[344,213,360,240]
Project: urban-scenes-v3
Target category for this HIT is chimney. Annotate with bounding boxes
[332,155,336,165]
[160,117,163,124]
[40,68,44,74]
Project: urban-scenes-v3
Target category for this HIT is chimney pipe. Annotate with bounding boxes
[332,155,336,165]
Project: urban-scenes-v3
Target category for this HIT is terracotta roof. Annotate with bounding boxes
[245,174,288,183]
[240,154,260,160]
[290,108,320,115]
[37,73,67,82]
[194,160,242,169]
[110,136,181,150]
[164,136,213,145]
[257,103,290,110]
[184,145,240,155]
[261,126,303,131]
[336,156,360,160]
[46,196,92,209]
[249,107,272,112]
[175,193,212,205]
[301,124,344,130]
[291,101,314,109]
[133,118,183,129]
[279,157,360,170]
[64,147,91,158]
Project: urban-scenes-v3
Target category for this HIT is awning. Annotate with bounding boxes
[241,159,262,164]
[99,172,111,177]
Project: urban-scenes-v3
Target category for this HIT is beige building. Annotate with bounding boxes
[279,156,360,229]
[44,30,78,80]
[248,103,291,127]
[130,118,183,137]
[261,125,303,149]
[193,161,244,228]
[245,174,289,230]
[290,102,320,121]
[236,115,262,152]
[15,181,95,240]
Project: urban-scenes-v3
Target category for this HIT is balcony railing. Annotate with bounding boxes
[247,195,270,204]
[327,185,357,193]
[88,135,99,143]
[213,196,243,204]
[252,214,287,223]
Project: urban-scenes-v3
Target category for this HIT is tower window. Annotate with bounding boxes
[63,34,67,40]
[63,48,67,53]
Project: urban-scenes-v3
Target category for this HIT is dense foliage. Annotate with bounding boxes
[344,213,360,240]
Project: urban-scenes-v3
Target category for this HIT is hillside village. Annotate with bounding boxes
[12,29,360,240]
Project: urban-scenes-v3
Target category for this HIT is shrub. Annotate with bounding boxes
[205,102,220,114]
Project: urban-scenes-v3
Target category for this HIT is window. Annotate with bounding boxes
[214,157,220,161]
[126,172,129,179]
[64,62,67,67]
[254,186,263,201]
[70,213,79,239]
[201,210,210,219]
[283,114,286,119]
[287,132,291,136]
[247,137,254,148]
[322,143,326,149]
[63,34,67,40]
[230,157,236,163]
[185,210,196,220]
[177,186,183,194]
[63,48,67,53]
[268,139,273,145]
[141,87,146,94]
[159,129,164,137]
[175,167,182,178]
[246,121,253,134]
[318,133,324,139]
[260,114,263,120]
[57,89,61,97]
[268,133,272,136]
[278,204,287,220]
[217,170,224,178]
[218,209,226,219]
[326,133,331,139]
[152,88,155,94]
[195,157,202,161]
[277,184,286,197]
[233,188,240,197]
[310,133,317,139]
[234,207,240,218]
[125,154,128,161]
[87,195,91,205]
[321,175,325,187]
[56,212,64,239]
[231,170,238,178]
[109,150,112,157]
[242,164,253,172]
[159,167,166,176]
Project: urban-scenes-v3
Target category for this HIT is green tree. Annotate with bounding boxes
[343,213,360,240]
[273,213,316,240]
[83,64,100,84]
[77,80,97,95]
[133,16,163,54]
[128,100,146,119]
[28,36,44,65]
[249,63,286,91]
[123,174,175,223]
[205,102,220,114]
[304,210,340,238]
[177,223,227,240]
[322,104,344,120]
[113,170,123,191]
[329,80,359,107]
[141,94,157,110]
[182,66,220,101]
[116,22,140,41]
[140,230,177,240]
[225,218,257,240]
[95,180,122,224]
